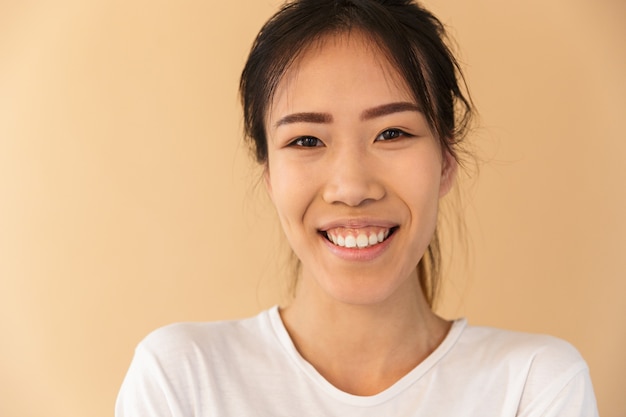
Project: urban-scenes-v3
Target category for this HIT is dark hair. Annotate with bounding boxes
[239,0,474,306]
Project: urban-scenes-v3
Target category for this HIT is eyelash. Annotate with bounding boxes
[376,128,413,141]
[288,136,324,148]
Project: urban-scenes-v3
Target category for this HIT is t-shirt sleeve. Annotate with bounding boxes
[115,342,178,417]
[115,324,198,417]
[538,368,598,417]
[516,337,599,417]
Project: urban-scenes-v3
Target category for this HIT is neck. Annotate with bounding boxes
[279,273,450,396]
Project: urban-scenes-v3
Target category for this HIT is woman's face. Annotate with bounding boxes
[265,33,456,306]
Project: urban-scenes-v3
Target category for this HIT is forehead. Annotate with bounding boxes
[267,32,415,122]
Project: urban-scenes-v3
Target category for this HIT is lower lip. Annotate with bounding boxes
[320,231,395,262]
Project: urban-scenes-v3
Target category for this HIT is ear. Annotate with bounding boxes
[439,150,457,197]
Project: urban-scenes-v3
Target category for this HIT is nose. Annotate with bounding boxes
[321,147,385,207]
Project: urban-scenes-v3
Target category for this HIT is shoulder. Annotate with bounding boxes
[136,309,274,362]
[449,322,597,416]
[460,324,584,361]
[458,324,587,375]
[116,309,279,416]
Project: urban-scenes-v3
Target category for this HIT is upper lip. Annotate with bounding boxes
[317,217,398,232]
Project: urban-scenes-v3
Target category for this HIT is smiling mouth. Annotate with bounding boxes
[322,227,397,249]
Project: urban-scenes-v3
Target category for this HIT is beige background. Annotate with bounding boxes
[1,0,624,416]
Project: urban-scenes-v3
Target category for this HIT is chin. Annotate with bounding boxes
[316,270,417,307]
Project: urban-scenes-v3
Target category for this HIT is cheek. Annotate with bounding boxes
[267,160,317,232]
[391,155,443,244]
[392,152,443,202]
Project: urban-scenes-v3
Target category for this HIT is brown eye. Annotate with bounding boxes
[376,129,409,141]
[290,136,323,147]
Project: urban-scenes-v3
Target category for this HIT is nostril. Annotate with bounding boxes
[321,180,386,207]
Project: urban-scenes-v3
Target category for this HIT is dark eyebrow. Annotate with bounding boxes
[274,102,420,128]
[361,102,422,120]
[274,112,333,128]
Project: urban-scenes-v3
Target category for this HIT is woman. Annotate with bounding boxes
[116,0,598,415]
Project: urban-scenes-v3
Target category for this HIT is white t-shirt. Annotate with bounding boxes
[116,306,598,416]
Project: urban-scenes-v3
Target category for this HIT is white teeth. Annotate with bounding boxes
[356,234,369,248]
[326,228,393,249]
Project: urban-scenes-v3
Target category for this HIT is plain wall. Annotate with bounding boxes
[1,0,624,416]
